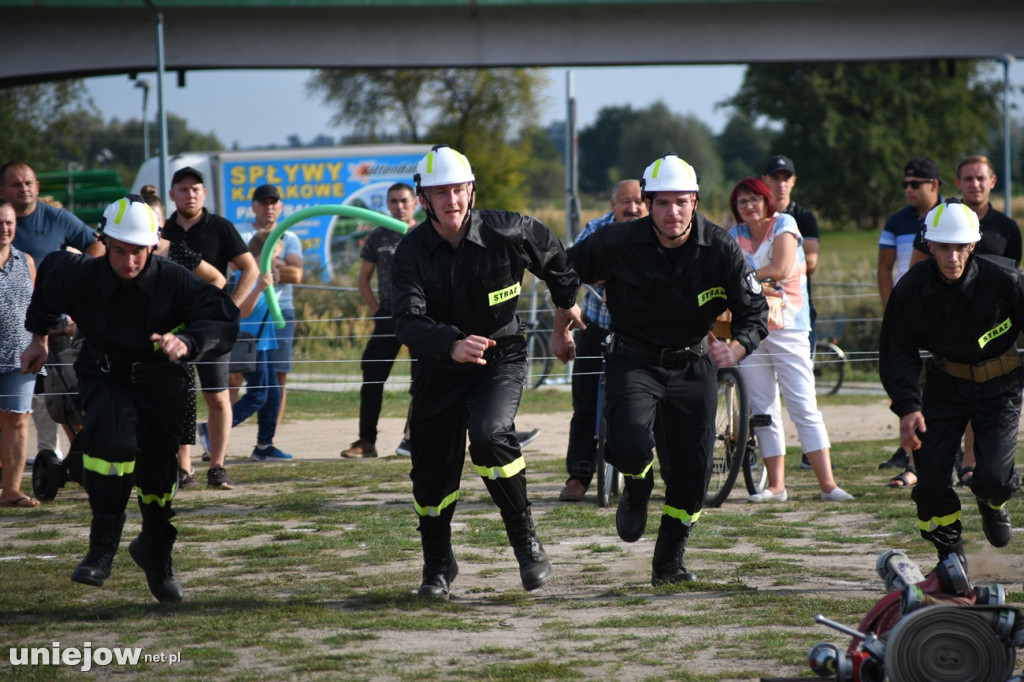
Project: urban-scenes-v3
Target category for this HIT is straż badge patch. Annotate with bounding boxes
[746,272,763,295]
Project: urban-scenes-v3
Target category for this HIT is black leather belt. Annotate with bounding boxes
[611,335,707,368]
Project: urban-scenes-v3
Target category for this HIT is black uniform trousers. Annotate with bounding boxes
[565,320,609,486]
[603,351,717,523]
[409,339,530,538]
[912,365,1022,548]
[358,314,403,443]
[76,362,189,546]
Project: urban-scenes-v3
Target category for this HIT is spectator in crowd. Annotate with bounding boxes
[343,183,419,458]
[0,161,103,467]
[0,198,39,507]
[727,178,853,503]
[232,184,303,431]
[163,166,258,490]
[229,233,292,461]
[877,157,944,478]
[559,178,647,502]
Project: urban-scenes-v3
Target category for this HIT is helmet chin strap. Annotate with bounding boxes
[420,184,475,232]
[654,217,693,243]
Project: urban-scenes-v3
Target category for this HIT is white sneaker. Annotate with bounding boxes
[821,487,854,501]
[748,488,788,503]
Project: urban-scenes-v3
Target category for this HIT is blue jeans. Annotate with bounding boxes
[231,349,280,445]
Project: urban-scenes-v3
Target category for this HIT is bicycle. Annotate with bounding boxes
[705,366,772,507]
[521,288,555,389]
[593,342,623,508]
[813,336,848,396]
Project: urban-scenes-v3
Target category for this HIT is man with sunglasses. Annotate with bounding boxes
[877,157,943,472]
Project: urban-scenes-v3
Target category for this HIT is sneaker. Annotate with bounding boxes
[514,428,541,447]
[821,487,854,501]
[178,467,197,488]
[748,488,788,502]
[977,497,1012,548]
[878,447,909,470]
[799,454,812,469]
[342,439,377,458]
[197,422,211,459]
[251,445,293,461]
[207,466,233,490]
[395,438,412,457]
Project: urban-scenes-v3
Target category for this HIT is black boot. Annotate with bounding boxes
[129,534,184,603]
[651,518,696,585]
[502,506,552,591]
[976,496,1013,548]
[418,537,458,600]
[932,539,969,579]
[71,513,126,587]
[616,470,654,543]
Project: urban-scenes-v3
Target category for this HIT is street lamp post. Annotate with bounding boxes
[134,78,153,160]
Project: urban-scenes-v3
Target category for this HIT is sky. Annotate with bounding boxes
[83,65,749,152]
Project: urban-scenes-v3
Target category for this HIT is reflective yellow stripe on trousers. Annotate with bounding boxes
[663,505,702,527]
[415,490,460,518]
[475,456,526,480]
[918,510,962,533]
[82,453,136,477]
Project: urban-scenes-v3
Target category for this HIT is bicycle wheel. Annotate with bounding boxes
[743,422,768,495]
[705,367,749,508]
[813,340,847,396]
[525,330,552,389]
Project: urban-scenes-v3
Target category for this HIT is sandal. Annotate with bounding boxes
[0,495,40,508]
[888,466,918,488]
[958,466,975,487]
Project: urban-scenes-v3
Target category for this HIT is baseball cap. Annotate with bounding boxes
[171,166,204,186]
[252,184,281,202]
[763,155,796,177]
[904,157,944,184]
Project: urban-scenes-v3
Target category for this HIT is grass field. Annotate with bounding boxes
[3,394,1024,680]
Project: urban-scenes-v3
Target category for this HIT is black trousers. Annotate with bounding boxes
[565,321,608,486]
[603,351,716,520]
[76,362,189,546]
[912,365,1022,548]
[358,314,403,443]
[409,340,530,529]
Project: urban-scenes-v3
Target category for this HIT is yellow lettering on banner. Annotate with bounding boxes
[697,287,727,306]
[266,166,282,184]
[230,187,247,202]
[283,164,299,183]
[230,167,246,185]
[488,282,521,306]
[315,184,331,198]
[248,166,265,184]
[334,183,345,198]
[303,163,325,182]
[326,161,344,181]
[978,317,1013,348]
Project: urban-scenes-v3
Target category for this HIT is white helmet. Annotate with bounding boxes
[99,196,160,247]
[924,202,980,244]
[641,154,699,194]
[414,144,475,191]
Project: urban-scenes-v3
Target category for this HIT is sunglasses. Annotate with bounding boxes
[901,179,934,190]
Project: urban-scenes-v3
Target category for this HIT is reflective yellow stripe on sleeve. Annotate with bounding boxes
[475,456,526,480]
[917,510,962,532]
[663,505,702,527]
[82,453,136,477]
[414,490,460,518]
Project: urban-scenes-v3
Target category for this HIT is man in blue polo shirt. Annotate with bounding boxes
[877,157,943,472]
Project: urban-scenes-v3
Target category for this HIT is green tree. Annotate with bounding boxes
[308,68,546,209]
[727,61,1001,229]
[717,112,775,185]
[0,81,98,167]
[577,105,638,195]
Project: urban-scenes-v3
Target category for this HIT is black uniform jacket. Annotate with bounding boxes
[568,213,768,354]
[391,209,579,364]
[25,251,240,366]
[880,254,1024,417]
